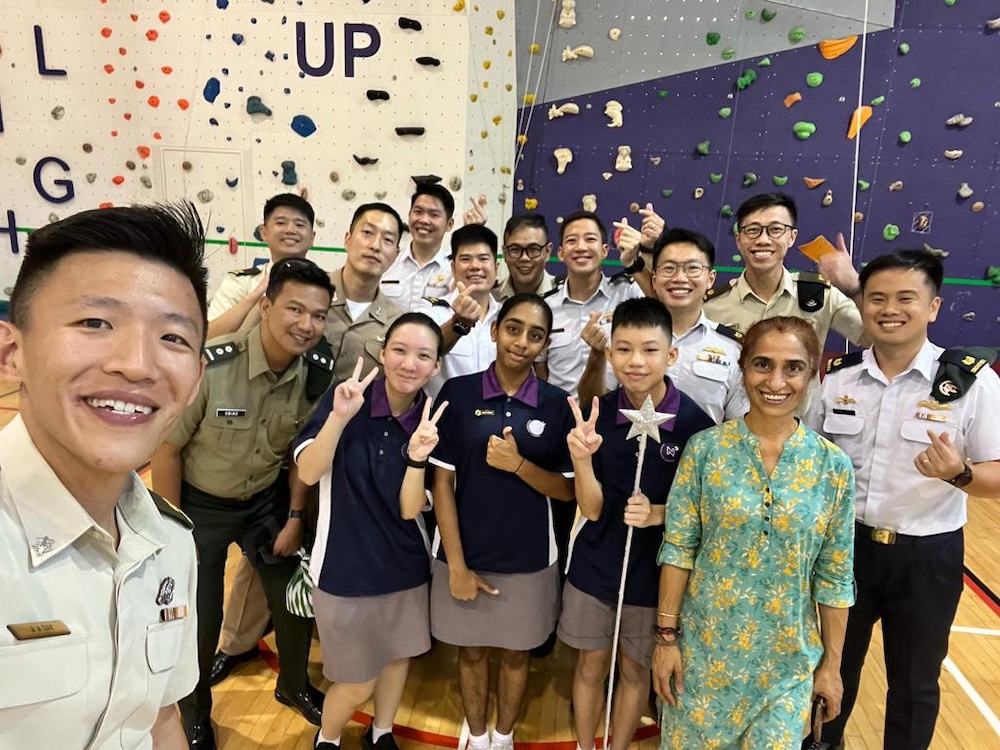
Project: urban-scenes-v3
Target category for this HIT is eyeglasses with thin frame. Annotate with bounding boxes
[737,222,796,240]
[504,243,548,260]
[654,261,711,279]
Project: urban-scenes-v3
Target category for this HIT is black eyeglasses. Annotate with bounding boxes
[654,262,711,279]
[737,223,796,239]
[504,244,548,260]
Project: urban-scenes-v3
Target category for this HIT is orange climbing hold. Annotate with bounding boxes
[118,47,127,56]
[112,175,125,185]
[847,105,872,140]
[784,92,802,108]
[818,36,858,60]
[159,11,171,23]
[108,97,117,104]
[803,177,826,189]
[146,29,159,41]
[99,202,114,209]
[137,145,151,158]
[135,80,145,89]
[100,27,112,38]
[110,130,118,137]
[123,113,132,120]
[147,95,160,107]
[177,99,190,110]
[152,132,162,140]
[161,66,173,74]
[103,64,115,74]
[130,13,138,21]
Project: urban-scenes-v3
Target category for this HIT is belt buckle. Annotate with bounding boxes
[871,527,896,545]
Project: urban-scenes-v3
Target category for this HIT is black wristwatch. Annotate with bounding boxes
[623,255,645,275]
[288,509,306,520]
[452,318,473,336]
[945,462,974,488]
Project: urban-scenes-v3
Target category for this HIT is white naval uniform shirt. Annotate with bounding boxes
[415,291,501,399]
[380,245,453,312]
[808,340,1000,535]
[668,313,747,424]
[542,275,644,398]
[0,416,199,750]
[207,258,271,319]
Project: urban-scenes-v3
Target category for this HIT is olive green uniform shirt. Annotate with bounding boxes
[167,325,326,499]
[703,268,867,347]
[325,268,404,382]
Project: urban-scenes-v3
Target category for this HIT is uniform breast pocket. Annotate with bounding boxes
[266,413,302,451]
[900,418,957,445]
[146,619,185,674]
[823,412,865,437]
[0,633,88,708]
[692,360,729,383]
[380,280,404,299]
[364,337,384,368]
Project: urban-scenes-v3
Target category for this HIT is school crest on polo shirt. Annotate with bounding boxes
[659,443,681,462]
[526,419,546,437]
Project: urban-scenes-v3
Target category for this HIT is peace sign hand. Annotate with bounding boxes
[331,356,379,421]
[408,397,448,462]
[567,396,603,460]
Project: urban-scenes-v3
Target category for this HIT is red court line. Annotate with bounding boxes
[963,567,1000,619]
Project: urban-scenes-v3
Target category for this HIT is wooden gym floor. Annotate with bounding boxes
[2,384,998,749]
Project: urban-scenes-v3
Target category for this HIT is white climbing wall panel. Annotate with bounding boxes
[0,0,516,295]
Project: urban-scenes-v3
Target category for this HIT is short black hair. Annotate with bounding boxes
[266,257,334,303]
[384,311,444,358]
[560,210,607,245]
[503,213,549,244]
[859,249,944,294]
[410,183,456,220]
[496,292,554,334]
[349,202,404,241]
[11,202,209,339]
[611,297,673,343]
[736,192,798,227]
[652,227,716,267]
[263,193,315,226]
[450,223,498,258]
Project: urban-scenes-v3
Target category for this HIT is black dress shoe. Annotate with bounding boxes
[209,647,260,686]
[185,722,217,750]
[361,723,400,750]
[275,683,324,725]
[314,730,340,750]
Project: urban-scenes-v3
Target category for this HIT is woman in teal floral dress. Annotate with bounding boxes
[653,317,856,749]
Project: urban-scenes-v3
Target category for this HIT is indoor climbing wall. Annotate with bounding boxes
[514,0,999,346]
[0,0,515,295]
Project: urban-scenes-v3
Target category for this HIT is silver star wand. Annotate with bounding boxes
[602,395,673,750]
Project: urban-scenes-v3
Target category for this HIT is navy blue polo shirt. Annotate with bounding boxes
[430,364,574,575]
[292,378,431,597]
[567,378,714,607]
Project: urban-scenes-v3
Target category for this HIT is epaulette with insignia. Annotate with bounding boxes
[202,340,243,365]
[150,490,194,529]
[795,271,830,313]
[422,296,452,308]
[715,324,744,344]
[609,269,636,285]
[932,347,998,404]
[825,351,863,374]
[541,276,566,299]
[703,281,735,303]
[304,338,336,401]
[230,265,264,277]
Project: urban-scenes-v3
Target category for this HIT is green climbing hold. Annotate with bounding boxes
[870,95,886,106]
[898,131,912,144]
[806,72,824,88]
[857,179,871,191]
[742,172,758,187]
[706,32,721,46]
[773,175,789,186]
[709,173,723,183]
[696,140,711,156]
[793,121,817,140]
[745,10,756,20]
[883,224,900,241]
[788,27,806,44]
[721,48,736,61]
[898,43,910,54]
[910,78,921,88]
[718,107,732,119]
[720,204,733,218]
[761,8,777,22]
[985,266,1000,285]
[736,69,757,90]
[660,189,673,198]
[758,56,771,67]
[731,253,742,263]
[657,89,670,99]
[943,0,956,6]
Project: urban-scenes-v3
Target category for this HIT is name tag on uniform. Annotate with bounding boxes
[216,408,246,418]
[7,620,71,640]
[381,279,400,285]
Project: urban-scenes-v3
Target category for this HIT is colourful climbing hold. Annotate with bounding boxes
[898,42,910,54]
[721,48,735,61]
[761,8,776,22]
[773,175,789,186]
[718,107,732,118]
[806,72,824,88]
[870,95,885,106]
[857,180,871,191]
[696,140,711,155]
[706,32,721,46]
[758,57,771,67]
[709,173,723,183]
[793,121,817,139]
[898,131,912,144]
[883,224,900,241]
[788,27,806,44]
[661,189,673,198]
[910,78,921,88]
[736,69,757,90]
[290,114,317,137]
[657,89,670,99]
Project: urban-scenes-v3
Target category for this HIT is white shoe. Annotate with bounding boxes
[489,734,513,750]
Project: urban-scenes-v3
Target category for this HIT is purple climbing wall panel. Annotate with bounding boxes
[515,0,999,346]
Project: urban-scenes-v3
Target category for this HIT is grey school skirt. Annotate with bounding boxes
[429,558,560,651]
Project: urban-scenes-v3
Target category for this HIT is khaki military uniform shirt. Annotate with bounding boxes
[492,267,557,302]
[703,268,866,347]
[0,416,198,750]
[167,325,324,499]
[326,268,404,383]
[207,259,271,320]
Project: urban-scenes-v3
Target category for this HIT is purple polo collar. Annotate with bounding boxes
[481,363,539,407]
[369,377,426,434]
[614,378,679,432]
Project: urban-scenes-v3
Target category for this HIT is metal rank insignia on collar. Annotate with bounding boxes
[31,535,55,556]
[836,395,857,406]
[156,577,175,606]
